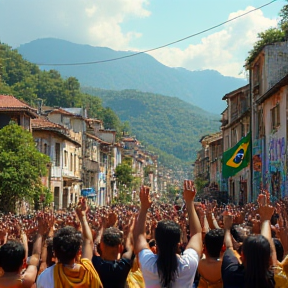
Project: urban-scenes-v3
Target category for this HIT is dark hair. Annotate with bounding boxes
[231,225,242,242]
[53,226,82,264]
[273,238,284,262]
[46,238,55,267]
[0,241,25,272]
[205,229,224,258]
[270,214,278,226]
[155,220,180,287]
[149,239,156,248]
[243,235,274,288]
[102,227,122,247]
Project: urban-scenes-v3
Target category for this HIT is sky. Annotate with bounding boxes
[0,0,286,78]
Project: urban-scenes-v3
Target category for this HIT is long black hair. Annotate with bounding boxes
[155,220,181,287]
[242,235,274,288]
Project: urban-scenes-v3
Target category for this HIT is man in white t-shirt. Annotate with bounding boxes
[133,180,202,288]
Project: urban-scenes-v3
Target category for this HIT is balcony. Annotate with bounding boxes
[51,166,62,178]
[230,101,250,123]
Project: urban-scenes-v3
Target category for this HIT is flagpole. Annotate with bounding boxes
[249,72,254,203]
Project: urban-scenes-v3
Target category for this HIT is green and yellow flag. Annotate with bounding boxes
[222,132,251,178]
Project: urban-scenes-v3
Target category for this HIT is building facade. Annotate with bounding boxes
[221,84,251,204]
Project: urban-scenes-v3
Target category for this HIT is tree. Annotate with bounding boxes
[114,162,134,204]
[194,177,209,196]
[246,28,285,65]
[279,0,288,39]
[0,123,51,212]
[103,107,121,130]
[114,163,133,188]
[245,1,288,65]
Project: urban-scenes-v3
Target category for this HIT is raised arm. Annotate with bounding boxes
[76,197,94,260]
[133,186,152,255]
[122,217,135,260]
[223,214,234,250]
[20,230,29,261]
[258,195,277,266]
[22,215,45,288]
[184,180,202,258]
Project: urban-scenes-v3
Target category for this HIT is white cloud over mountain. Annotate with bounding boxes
[0,1,279,78]
[148,7,278,78]
[0,0,150,49]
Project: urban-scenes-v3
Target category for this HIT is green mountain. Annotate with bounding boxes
[0,42,123,135]
[82,87,220,165]
[0,40,220,175]
[17,38,247,114]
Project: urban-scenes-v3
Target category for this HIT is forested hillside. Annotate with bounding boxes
[82,87,220,163]
[0,42,220,172]
[0,42,123,134]
[18,38,247,114]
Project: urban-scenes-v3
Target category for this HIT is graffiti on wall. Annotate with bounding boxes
[268,136,286,199]
[269,137,285,163]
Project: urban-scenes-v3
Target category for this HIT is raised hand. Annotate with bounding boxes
[140,186,152,210]
[183,180,196,203]
[223,214,233,230]
[107,212,117,227]
[76,197,89,220]
[37,213,47,235]
[258,204,274,222]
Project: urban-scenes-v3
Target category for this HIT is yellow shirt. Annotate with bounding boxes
[53,258,103,288]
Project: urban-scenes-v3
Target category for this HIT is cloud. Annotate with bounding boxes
[0,2,279,77]
[0,0,150,49]
[148,6,278,78]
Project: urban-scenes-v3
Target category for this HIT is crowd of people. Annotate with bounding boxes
[0,180,287,287]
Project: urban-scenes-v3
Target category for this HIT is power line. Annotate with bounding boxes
[35,0,278,66]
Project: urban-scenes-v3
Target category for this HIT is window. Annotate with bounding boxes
[55,143,60,167]
[231,128,237,146]
[44,143,48,155]
[225,135,229,150]
[253,62,260,89]
[74,154,77,172]
[70,153,73,171]
[257,109,264,138]
[54,187,60,210]
[64,150,68,167]
[271,104,280,130]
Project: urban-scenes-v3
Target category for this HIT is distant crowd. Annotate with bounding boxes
[0,181,287,288]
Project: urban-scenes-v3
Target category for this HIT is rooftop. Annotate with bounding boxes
[0,95,37,117]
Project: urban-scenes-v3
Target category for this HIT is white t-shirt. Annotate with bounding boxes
[139,248,199,288]
[36,265,55,288]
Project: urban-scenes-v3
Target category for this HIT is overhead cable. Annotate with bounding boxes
[34,0,278,66]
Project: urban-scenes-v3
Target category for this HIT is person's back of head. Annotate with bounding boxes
[102,227,122,247]
[0,241,25,272]
[243,235,274,288]
[100,227,123,260]
[204,229,224,259]
[53,226,82,264]
[155,220,181,287]
[273,238,284,262]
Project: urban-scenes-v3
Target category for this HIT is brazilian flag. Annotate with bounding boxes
[222,132,251,178]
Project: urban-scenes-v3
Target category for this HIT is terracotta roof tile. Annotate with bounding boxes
[85,118,102,123]
[99,129,116,134]
[31,117,67,130]
[32,117,81,146]
[122,137,136,142]
[85,132,111,145]
[48,108,76,116]
[0,95,37,118]
[48,108,83,119]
